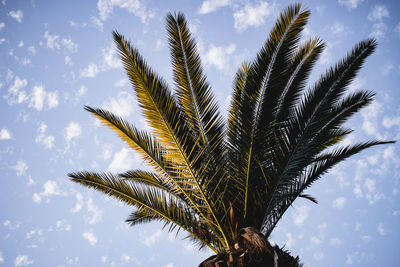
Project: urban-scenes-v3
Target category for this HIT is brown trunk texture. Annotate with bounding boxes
[198,227,302,267]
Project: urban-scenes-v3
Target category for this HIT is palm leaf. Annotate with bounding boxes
[69,171,219,252]
[113,31,230,250]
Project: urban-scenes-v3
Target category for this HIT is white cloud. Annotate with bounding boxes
[65,55,72,66]
[108,148,135,172]
[70,193,84,213]
[12,160,28,176]
[21,58,31,66]
[164,264,174,267]
[0,128,11,140]
[292,205,310,227]
[395,22,400,34]
[32,180,61,204]
[103,91,135,117]
[65,122,82,142]
[51,220,72,232]
[29,85,45,110]
[14,255,33,266]
[0,38,6,44]
[348,76,365,92]
[32,193,41,203]
[0,251,3,264]
[368,5,389,21]
[121,253,135,263]
[0,22,4,32]
[97,0,154,23]
[330,22,349,36]
[91,16,104,31]
[338,0,363,10]
[369,22,388,39]
[364,177,384,204]
[155,39,164,51]
[233,1,275,32]
[101,144,113,160]
[8,10,23,23]
[198,0,231,14]
[80,63,99,78]
[361,101,382,137]
[18,41,24,48]
[382,146,395,160]
[383,116,400,128]
[44,31,78,53]
[203,43,236,72]
[377,223,386,235]
[313,252,324,261]
[35,123,55,149]
[26,228,43,239]
[82,229,97,245]
[332,196,347,209]
[27,46,36,55]
[102,43,120,69]
[318,43,332,65]
[382,63,393,76]
[72,85,88,103]
[85,197,103,224]
[364,178,376,193]
[77,85,88,98]
[330,237,342,247]
[6,76,28,106]
[140,229,162,247]
[3,220,21,230]
[29,85,59,111]
[311,236,321,245]
[66,257,79,265]
[285,232,295,249]
[47,91,59,109]
[115,79,128,87]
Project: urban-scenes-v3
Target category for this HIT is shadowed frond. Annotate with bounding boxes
[166,12,225,163]
[69,171,219,252]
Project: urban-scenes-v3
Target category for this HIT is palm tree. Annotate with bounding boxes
[69,4,393,267]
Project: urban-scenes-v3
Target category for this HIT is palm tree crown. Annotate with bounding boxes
[69,3,393,255]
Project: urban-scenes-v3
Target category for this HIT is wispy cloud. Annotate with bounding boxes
[198,0,231,14]
[338,0,363,10]
[97,0,154,23]
[80,63,99,78]
[8,10,23,23]
[82,229,97,245]
[0,128,11,140]
[233,1,275,32]
[64,122,82,143]
[43,31,78,53]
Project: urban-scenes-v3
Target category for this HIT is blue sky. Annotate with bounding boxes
[0,0,399,266]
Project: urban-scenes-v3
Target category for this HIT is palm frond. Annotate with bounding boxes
[261,140,394,235]
[69,171,219,252]
[166,12,225,162]
[113,31,230,249]
[236,4,310,223]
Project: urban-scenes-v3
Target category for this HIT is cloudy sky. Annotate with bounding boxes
[0,0,399,266]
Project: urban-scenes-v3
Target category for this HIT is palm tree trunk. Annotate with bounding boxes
[198,227,302,267]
